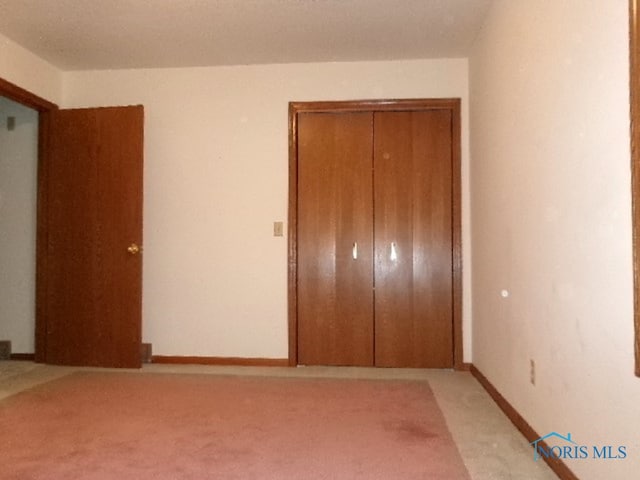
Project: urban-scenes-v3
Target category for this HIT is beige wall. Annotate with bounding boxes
[62,59,472,360]
[470,1,639,478]
[0,97,38,353]
[0,32,61,103]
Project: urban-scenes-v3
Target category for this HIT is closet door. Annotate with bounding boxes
[373,110,453,368]
[297,112,374,366]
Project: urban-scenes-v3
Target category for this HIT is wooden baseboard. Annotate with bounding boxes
[456,362,472,371]
[470,365,579,480]
[151,355,290,367]
[10,353,36,361]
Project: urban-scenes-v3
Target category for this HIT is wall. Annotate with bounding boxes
[470,1,639,478]
[0,32,61,104]
[62,58,472,360]
[0,97,38,353]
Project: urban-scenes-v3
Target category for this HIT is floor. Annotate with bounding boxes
[0,361,557,480]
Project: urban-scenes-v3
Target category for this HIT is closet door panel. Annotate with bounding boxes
[374,110,453,367]
[297,112,374,366]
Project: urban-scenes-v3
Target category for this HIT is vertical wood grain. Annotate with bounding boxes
[451,99,463,370]
[96,106,144,367]
[374,110,453,368]
[289,99,462,368]
[288,103,299,366]
[297,112,374,366]
[44,106,143,368]
[45,108,100,365]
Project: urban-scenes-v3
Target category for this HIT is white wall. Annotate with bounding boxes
[0,32,61,104]
[0,97,38,353]
[62,58,472,360]
[470,1,639,478]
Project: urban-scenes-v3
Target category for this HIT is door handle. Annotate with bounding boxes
[352,242,358,260]
[127,243,141,255]
[390,242,398,261]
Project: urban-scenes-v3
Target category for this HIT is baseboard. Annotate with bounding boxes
[151,355,290,367]
[456,362,472,371]
[10,353,35,361]
[470,365,579,480]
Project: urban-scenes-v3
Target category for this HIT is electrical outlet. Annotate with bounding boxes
[530,359,536,385]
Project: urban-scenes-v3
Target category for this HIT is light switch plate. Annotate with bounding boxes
[273,221,284,237]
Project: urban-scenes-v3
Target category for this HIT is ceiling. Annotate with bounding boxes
[0,0,493,71]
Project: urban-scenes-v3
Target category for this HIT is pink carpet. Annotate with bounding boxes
[0,372,470,479]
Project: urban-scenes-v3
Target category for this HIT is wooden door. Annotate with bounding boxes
[297,112,374,366]
[373,110,453,367]
[42,106,143,368]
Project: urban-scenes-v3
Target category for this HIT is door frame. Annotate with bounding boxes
[288,98,463,369]
[0,76,57,362]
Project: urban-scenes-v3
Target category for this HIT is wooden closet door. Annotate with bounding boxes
[297,112,374,366]
[373,110,453,368]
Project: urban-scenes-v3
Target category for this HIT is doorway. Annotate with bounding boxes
[0,78,56,361]
[288,99,463,369]
[0,96,38,357]
[0,77,144,368]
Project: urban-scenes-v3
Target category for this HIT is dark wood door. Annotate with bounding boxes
[297,112,374,366]
[373,110,453,367]
[42,106,143,368]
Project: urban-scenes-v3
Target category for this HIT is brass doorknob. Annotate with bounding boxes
[127,243,141,255]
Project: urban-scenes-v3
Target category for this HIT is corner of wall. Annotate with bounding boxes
[0,32,62,104]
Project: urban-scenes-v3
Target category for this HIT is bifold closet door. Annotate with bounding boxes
[297,112,374,366]
[373,110,453,368]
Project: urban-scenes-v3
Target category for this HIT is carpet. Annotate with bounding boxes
[0,372,470,479]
